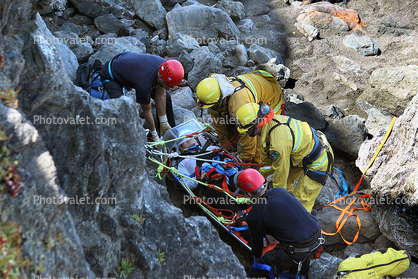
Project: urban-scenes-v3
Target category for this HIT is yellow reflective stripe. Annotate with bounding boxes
[273,183,285,189]
[208,108,219,114]
[251,70,274,78]
[238,76,258,102]
[291,119,303,153]
[273,99,283,113]
[260,166,273,173]
[308,152,328,170]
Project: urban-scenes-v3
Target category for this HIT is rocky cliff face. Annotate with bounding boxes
[0,0,245,278]
[1,0,418,277]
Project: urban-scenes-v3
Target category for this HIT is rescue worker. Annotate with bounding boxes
[195,70,284,167]
[99,52,184,141]
[235,169,323,278]
[234,102,334,212]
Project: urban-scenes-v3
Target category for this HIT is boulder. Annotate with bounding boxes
[344,243,373,258]
[364,108,394,137]
[34,13,79,81]
[248,44,283,65]
[94,14,129,37]
[324,115,369,159]
[285,101,328,130]
[171,86,197,111]
[295,22,319,41]
[54,31,94,63]
[166,4,240,43]
[309,253,343,279]
[89,37,146,64]
[166,33,200,57]
[236,18,254,34]
[217,0,245,20]
[357,65,418,116]
[131,0,167,29]
[235,44,248,66]
[173,104,198,125]
[68,0,113,18]
[374,234,397,250]
[356,94,418,257]
[60,21,81,35]
[317,200,381,245]
[178,50,194,74]
[188,47,222,91]
[343,34,379,56]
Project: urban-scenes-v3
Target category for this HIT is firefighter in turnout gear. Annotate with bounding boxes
[196,71,284,167]
[234,102,334,212]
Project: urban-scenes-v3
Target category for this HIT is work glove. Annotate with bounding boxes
[159,114,171,135]
[149,130,160,142]
[160,122,171,135]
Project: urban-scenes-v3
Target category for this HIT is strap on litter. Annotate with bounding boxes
[252,258,275,279]
[322,117,397,245]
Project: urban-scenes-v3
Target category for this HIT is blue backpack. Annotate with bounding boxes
[90,71,110,100]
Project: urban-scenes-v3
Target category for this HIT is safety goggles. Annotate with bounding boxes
[197,95,222,108]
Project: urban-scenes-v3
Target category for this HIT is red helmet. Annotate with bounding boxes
[235,169,265,195]
[159,60,184,87]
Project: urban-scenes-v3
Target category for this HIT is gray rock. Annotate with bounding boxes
[295,22,319,41]
[248,44,282,65]
[230,66,253,76]
[68,0,113,18]
[344,243,373,258]
[69,13,94,25]
[89,37,146,64]
[131,0,167,29]
[178,50,194,74]
[130,29,151,46]
[171,86,197,111]
[166,4,240,43]
[218,0,245,20]
[53,0,67,11]
[60,21,81,35]
[246,3,270,16]
[331,56,362,74]
[235,44,248,66]
[166,33,200,57]
[326,104,344,119]
[208,42,221,54]
[285,101,328,130]
[372,204,418,258]
[357,65,418,116]
[396,261,418,278]
[110,4,135,19]
[364,108,394,136]
[236,19,254,34]
[94,14,129,37]
[188,47,223,91]
[343,34,379,56]
[54,31,94,63]
[313,175,342,211]
[173,104,198,125]
[374,234,397,250]
[309,253,343,279]
[324,115,369,159]
[35,13,79,81]
[93,33,118,51]
[63,7,76,19]
[317,201,381,245]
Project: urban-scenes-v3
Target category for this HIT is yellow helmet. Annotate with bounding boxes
[196,78,221,108]
[235,102,273,134]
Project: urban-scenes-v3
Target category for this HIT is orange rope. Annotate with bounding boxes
[322,117,397,245]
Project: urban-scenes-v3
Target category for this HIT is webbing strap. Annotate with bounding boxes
[252,261,275,279]
[268,118,295,151]
[322,117,397,245]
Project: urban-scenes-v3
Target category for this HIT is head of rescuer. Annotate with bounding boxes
[235,168,324,278]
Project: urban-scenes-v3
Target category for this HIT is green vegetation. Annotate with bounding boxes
[118,257,135,278]
[0,221,44,278]
[0,87,19,109]
[131,213,144,225]
[157,249,165,264]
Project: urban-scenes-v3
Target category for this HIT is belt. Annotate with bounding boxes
[276,230,325,255]
[108,52,125,80]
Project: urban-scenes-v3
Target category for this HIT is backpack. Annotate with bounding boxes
[75,59,110,100]
[337,248,410,279]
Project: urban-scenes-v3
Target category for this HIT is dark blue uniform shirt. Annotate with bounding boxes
[110,52,166,104]
[247,188,320,258]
